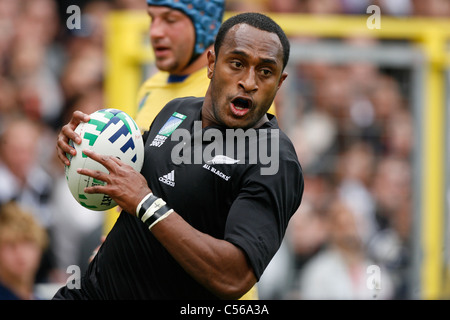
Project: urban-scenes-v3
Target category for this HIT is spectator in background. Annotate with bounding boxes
[59,44,105,106]
[266,0,301,12]
[368,156,412,299]
[0,115,55,283]
[287,199,328,273]
[0,201,49,300]
[335,142,377,245]
[0,77,18,122]
[298,0,344,15]
[385,108,413,160]
[9,39,64,126]
[410,0,450,16]
[0,116,53,229]
[225,0,268,12]
[11,0,64,128]
[298,196,394,300]
[371,156,411,233]
[258,198,328,299]
[0,1,20,76]
[59,0,111,117]
[364,74,405,154]
[114,0,147,10]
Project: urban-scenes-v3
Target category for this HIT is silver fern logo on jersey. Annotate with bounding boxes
[207,155,240,165]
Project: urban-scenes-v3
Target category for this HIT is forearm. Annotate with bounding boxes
[150,211,256,299]
[78,150,257,298]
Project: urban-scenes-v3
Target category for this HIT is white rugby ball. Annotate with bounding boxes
[64,109,144,211]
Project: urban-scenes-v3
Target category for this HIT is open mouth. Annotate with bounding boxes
[230,96,252,117]
[154,46,171,58]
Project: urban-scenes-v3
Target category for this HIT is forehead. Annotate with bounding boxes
[147,5,187,18]
[221,24,283,62]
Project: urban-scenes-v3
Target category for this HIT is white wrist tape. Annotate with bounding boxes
[136,193,173,230]
[148,208,174,230]
[141,197,166,224]
[136,193,153,217]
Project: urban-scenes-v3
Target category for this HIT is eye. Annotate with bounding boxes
[260,69,272,77]
[231,61,243,69]
[165,14,180,23]
[166,17,177,23]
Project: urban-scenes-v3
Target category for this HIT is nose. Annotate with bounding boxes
[149,18,165,41]
[238,68,258,93]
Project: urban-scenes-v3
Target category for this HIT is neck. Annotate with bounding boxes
[171,47,211,76]
[251,114,270,129]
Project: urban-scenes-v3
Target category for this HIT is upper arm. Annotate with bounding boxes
[224,156,304,280]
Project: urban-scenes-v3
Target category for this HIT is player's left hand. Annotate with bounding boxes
[78,148,151,216]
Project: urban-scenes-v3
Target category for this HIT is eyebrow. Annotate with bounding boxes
[230,49,278,66]
[148,7,181,18]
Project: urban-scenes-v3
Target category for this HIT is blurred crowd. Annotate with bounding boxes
[0,0,147,300]
[259,55,414,300]
[0,0,448,300]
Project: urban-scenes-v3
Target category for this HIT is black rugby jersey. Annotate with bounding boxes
[54,97,303,299]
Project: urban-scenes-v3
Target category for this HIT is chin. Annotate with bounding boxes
[155,60,175,72]
[225,118,255,130]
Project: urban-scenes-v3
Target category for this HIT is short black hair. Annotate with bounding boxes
[214,12,290,70]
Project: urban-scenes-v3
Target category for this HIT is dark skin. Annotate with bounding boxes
[204,24,287,129]
[56,24,287,299]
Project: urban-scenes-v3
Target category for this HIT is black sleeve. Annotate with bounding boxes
[142,130,150,144]
[224,149,304,280]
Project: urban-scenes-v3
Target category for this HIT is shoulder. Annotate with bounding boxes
[145,97,203,134]
[164,96,204,108]
[256,115,303,177]
[158,97,204,118]
[140,70,169,88]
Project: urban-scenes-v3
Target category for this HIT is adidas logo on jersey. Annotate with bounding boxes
[159,170,175,187]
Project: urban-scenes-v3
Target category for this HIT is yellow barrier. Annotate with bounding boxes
[104,11,450,299]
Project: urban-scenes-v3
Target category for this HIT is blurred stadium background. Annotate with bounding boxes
[0,0,449,300]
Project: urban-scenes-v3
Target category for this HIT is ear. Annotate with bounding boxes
[277,72,288,90]
[207,50,215,79]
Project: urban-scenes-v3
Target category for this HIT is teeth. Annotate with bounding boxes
[235,106,245,110]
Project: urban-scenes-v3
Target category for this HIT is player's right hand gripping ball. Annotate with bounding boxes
[65,109,144,211]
